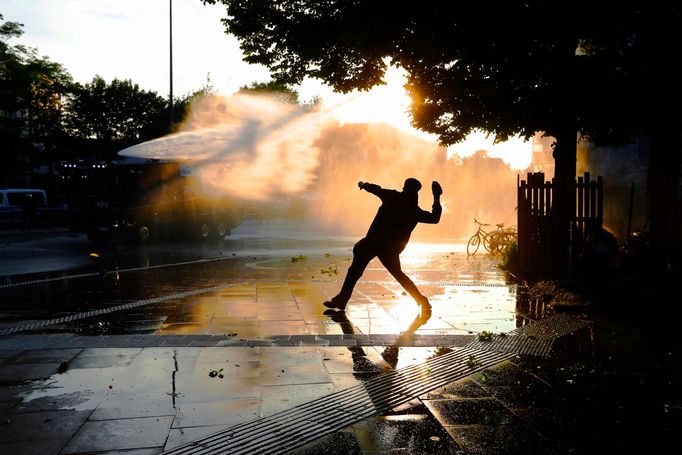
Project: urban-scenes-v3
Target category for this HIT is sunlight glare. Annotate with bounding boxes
[447,131,532,170]
[400,242,463,267]
[300,66,533,171]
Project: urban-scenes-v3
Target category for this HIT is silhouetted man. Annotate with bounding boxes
[324,178,442,315]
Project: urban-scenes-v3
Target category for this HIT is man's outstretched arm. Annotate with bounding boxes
[358,181,384,197]
[418,181,443,224]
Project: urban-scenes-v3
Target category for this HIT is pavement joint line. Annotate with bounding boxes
[0,334,475,350]
[160,314,589,455]
[0,277,512,336]
[1,267,511,288]
[0,281,250,336]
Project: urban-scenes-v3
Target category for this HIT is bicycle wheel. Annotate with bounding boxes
[467,234,481,255]
[499,232,517,252]
[487,232,500,253]
[482,233,493,252]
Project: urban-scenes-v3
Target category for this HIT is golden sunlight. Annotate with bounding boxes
[448,131,532,170]
[332,66,418,136]
[320,65,533,171]
[399,242,462,268]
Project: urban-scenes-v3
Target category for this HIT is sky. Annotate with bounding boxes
[2,0,532,169]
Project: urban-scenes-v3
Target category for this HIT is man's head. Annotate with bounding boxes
[403,178,422,194]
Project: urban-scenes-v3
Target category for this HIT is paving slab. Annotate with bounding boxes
[89,392,177,420]
[0,438,71,455]
[0,409,91,443]
[61,415,173,453]
[171,398,261,428]
[0,362,60,382]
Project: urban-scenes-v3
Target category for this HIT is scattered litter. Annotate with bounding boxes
[209,368,224,379]
[478,331,493,342]
[320,265,338,276]
[467,354,479,368]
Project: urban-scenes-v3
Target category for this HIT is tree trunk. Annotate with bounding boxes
[552,126,578,274]
[646,125,682,264]
[548,32,579,275]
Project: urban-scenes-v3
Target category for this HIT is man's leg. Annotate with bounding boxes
[378,252,431,314]
[324,238,375,310]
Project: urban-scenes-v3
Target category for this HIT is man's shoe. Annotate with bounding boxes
[323,297,346,311]
[416,297,432,318]
[420,302,432,318]
[381,346,399,369]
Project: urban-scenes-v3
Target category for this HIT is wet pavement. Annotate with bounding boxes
[0,219,679,454]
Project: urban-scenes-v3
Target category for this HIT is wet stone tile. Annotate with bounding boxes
[445,423,553,455]
[62,415,173,453]
[289,429,362,455]
[171,398,261,428]
[0,363,60,382]
[174,375,260,404]
[421,378,491,400]
[89,392,176,420]
[0,438,70,455]
[349,412,464,454]
[95,449,162,455]
[513,408,577,443]
[0,409,91,443]
[260,383,336,417]
[77,347,143,357]
[486,382,558,410]
[164,424,227,450]
[69,354,136,369]
[16,390,102,413]
[260,364,332,386]
[0,384,29,402]
[2,348,81,365]
[424,398,518,426]
[0,400,19,419]
[470,361,544,388]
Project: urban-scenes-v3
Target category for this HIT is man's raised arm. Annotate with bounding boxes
[419,181,443,224]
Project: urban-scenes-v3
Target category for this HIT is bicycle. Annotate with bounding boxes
[488,224,517,255]
[467,218,517,255]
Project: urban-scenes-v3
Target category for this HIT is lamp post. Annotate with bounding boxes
[169,0,174,131]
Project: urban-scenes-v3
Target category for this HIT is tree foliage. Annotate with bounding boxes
[203,1,680,152]
[1,13,73,143]
[239,80,299,104]
[63,76,168,145]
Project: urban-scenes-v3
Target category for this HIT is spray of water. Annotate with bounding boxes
[120,92,521,240]
[119,93,340,200]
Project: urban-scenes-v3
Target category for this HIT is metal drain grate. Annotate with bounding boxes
[464,313,593,356]
[162,347,513,455]
[162,313,592,454]
[519,312,593,338]
[465,333,555,356]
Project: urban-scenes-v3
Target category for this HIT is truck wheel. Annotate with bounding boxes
[138,226,151,243]
[199,222,211,239]
[216,221,228,238]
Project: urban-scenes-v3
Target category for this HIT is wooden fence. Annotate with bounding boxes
[517,172,603,272]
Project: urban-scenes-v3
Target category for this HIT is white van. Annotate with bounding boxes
[0,188,48,226]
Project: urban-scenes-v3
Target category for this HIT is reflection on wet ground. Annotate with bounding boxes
[0,219,519,338]
[2,220,677,453]
[0,219,537,453]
